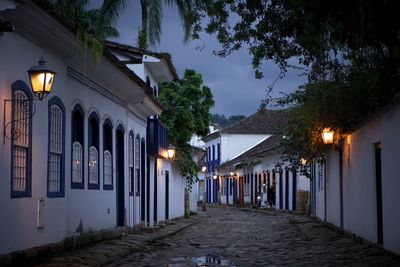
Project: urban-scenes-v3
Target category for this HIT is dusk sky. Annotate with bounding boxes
[110,2,306,116]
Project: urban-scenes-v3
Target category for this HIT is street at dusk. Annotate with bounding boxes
[1,0,400,266]
[30,206,400,267]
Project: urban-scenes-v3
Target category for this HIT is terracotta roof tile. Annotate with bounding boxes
[221,109,292,134]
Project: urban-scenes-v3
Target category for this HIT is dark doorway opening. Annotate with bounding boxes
[165,170,169,220]
[375,142,383,244]
[141,139,146,222]
[116,127,125,226]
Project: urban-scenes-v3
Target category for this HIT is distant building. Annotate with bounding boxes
[203,110,309,210]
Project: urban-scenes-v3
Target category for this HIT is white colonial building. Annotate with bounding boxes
[310,102,400,255]
[105,41,189,224]
[0,1,187,257]
[203,110,309,211]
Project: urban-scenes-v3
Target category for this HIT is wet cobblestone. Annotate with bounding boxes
[35,206,400,266]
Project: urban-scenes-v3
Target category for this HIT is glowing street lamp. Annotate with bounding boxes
[28,58,56,100]
[322,127,334,145]
[167,144,176,159]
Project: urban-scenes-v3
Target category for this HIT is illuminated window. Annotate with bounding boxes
[11,83,32,197]
[89,146,98,185]
[47,97,65,197]
[88,112,99,189]
[135,136,140,195]
[72,142,83,184]
[71,104,84,189]
[103,119,113,190]
[129,133,134,194]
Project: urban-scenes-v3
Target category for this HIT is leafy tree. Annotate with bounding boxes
[192,0,400,164]
[159,69,214,189]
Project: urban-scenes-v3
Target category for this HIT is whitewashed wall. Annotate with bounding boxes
[323,104,400,254]
[220,134,269,163]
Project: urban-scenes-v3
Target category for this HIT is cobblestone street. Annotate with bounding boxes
[34,206,399,267]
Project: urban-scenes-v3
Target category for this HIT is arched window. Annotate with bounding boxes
[135,135,140,195]
[129,132,134,195]
[103,150,112,187]
[72,142,83,184]
[103,119,113,190]
[88,112,100,189]
[47,97,65,197]
[89,146,98,183]
[146,76,151,86]
[11,81,32,197]
[217,143,221,161]
[71,104,84,189]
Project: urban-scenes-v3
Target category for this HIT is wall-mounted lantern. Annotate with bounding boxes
[212,175,217,180]
[28,58,56,100]
[201,166,207,172]
[167,144,176,159]
[322,127,334,145]
[3,58,56,142]
[300,158,307,165]
[229,171,234,176]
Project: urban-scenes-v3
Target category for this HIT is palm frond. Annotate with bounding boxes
[95,0,128,40]
[147,0,163,48]
[168,0,194,43]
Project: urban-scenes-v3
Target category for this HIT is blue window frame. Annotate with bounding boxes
[47,96,65,198]
[71,104,85,189]
[88,112,100,189]
[10,81,32,198]
[103,118,113,190]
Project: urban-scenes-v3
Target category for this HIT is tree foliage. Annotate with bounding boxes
[192,0,400,164]
[159,69,214,189]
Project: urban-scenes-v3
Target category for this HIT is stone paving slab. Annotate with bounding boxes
[5,206,400,266]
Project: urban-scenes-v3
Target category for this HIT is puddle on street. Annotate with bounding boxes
[167,254,236,266]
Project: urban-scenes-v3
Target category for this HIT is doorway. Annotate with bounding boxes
[375,142,383,244]
[116,126,125,226]
[165,170,169,220]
